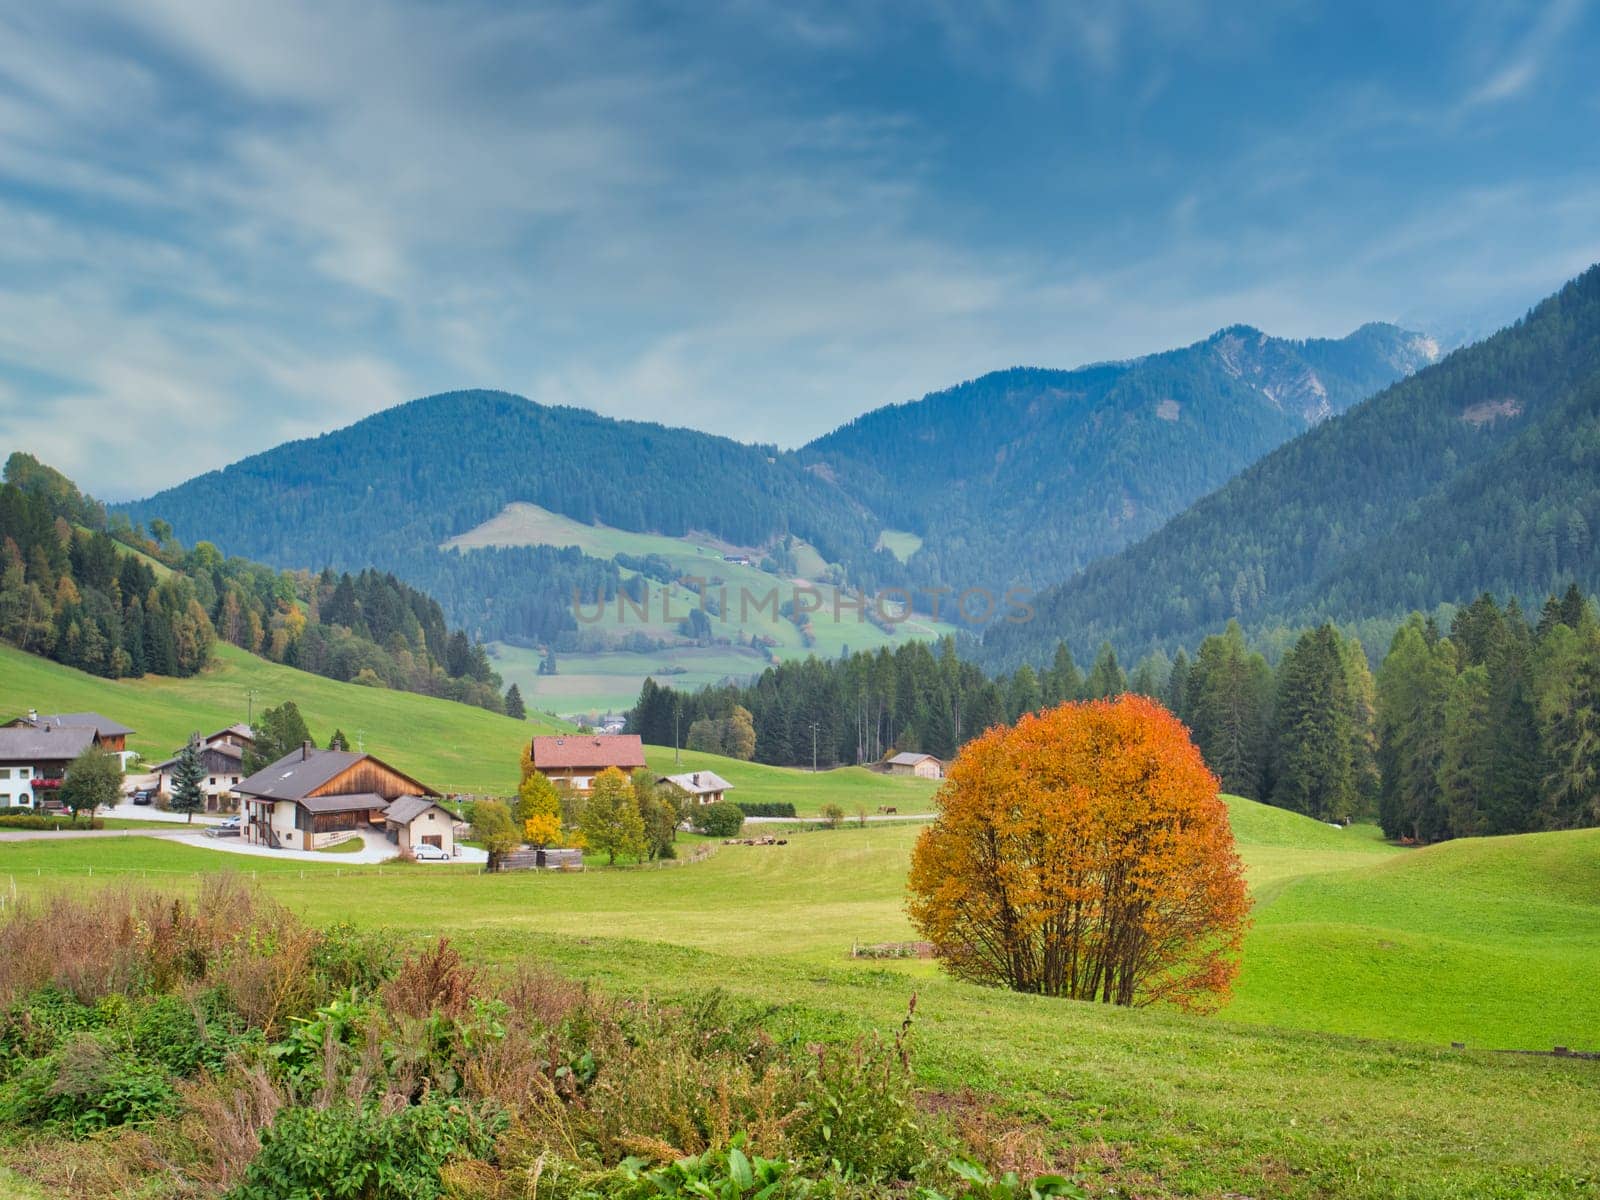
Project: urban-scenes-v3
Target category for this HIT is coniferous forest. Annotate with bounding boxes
[637,586,1600,844]
[983,266,1600,671]
[0,453,506,711]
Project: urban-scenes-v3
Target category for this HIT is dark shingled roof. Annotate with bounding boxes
[232,748,365,800]
[297,792,390,816]
[0,725,100,762]
[31,712,135,738]
[383,795,446,825]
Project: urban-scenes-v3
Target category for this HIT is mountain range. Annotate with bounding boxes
[121,321,1437,646]
[801,322,1438,589]
[981,263,1600,670]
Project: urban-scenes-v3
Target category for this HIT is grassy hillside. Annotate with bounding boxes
[3,798,1596,1197]
[0,642,930,810]
[0,642,566,794]
[459,501,959,714]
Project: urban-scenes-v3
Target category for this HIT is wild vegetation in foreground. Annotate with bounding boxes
[1,797,1597,1198]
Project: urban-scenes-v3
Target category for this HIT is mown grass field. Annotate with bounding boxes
[3,794,1597,1198]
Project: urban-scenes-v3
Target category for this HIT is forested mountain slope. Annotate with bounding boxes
[982,265,1600,670]
[121,391,903,642]
[802,322,1436,589]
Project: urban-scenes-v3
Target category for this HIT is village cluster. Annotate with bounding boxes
[0,710,937,866]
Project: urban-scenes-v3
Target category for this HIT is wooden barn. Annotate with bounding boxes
[232,744,439,851]
[885,751,944,780]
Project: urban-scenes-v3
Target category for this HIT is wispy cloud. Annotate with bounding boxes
[1464,0,1586,107]
[0,0,1596,501]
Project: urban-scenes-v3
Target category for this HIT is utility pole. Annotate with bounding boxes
[356,730,365,753]
[245,688,259,727]
[674,702,681,766]
[810,721,820,774]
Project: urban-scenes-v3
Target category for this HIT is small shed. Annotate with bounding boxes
[885,751,943,780]
[384,794,457,857]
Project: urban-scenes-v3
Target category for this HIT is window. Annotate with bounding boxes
[19,767,29,778]
[0,768,10,779]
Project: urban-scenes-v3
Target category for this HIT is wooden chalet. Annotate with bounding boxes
[0,722,102,810]
[152,741,248,813]
[530,734,647,792]
[232,744,440,851]
[4,710,135,768]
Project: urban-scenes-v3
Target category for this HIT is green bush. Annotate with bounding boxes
[0,812,100,830]
[734,801,797,819]
[619,1136,807,1197]
[693,801,746,838]
[0,986,100,1072]
[0,1034,178,1136]
[228,1098,506,1200]
[918,1159,1088,1199]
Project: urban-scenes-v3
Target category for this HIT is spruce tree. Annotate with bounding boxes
[505,683,527,720]
[1084,642,1127,699]
[169,736,206,823]
[1270,625,1356,822]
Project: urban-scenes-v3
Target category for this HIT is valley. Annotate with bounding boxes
[448,501,959,716]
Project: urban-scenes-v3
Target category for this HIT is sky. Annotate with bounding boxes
[0,0,1598,500]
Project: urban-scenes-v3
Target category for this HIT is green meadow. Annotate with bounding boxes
[3,791,1597,1198]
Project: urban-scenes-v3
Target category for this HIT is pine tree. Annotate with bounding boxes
[1084,642,1127,699]
[1166,649,1191,722]
[1005,664,1043,720]
[1376,619,1455,841]
[1439,666,1495,837]
[504,683,526,719]
[1186,622,1272,798]
[1044,642,1082,704]
[1270,626,1357,822]
[169,736,207,823]
[327,729,350,751]
[1533,621,1600,828]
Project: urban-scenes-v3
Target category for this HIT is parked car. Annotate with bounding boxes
[411,843,450,862]
[205,817,242,838]
[129,789,155,806]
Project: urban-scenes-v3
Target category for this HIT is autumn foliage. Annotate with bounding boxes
[907,695,1250,1011]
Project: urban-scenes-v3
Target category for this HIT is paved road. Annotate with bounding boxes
[103,802,225,825]
[0,823,487,866]
[0,826,195,842]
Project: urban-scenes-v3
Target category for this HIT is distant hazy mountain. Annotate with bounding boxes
[982,265,1600,671]
[801,322,1438,592]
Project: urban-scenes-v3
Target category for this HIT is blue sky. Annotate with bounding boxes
[1,0,1597,499]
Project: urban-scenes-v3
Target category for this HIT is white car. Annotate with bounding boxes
[411,843,450,862]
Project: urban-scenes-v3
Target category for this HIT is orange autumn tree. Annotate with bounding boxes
[907,694,1250,1011]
